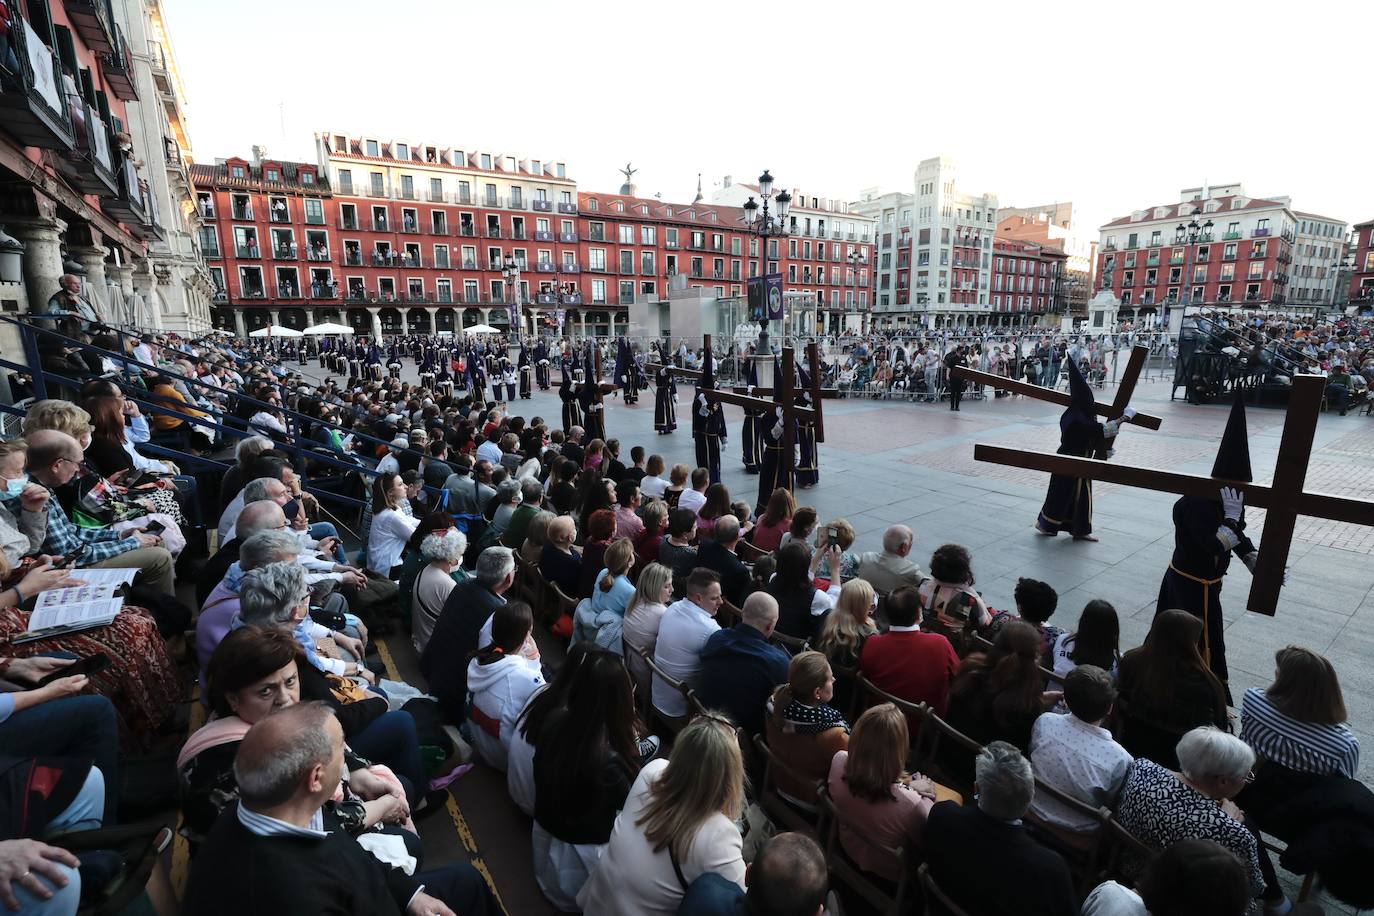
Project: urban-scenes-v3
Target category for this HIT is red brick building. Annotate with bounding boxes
[1350,219,1374,305]
[990,239,1066,320]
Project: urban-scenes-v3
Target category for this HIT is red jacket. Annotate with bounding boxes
[859,628,960,717]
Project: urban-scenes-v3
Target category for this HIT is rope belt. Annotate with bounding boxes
[1168,564,1223,667]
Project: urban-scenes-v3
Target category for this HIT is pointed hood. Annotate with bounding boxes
[698,346,716,391]
[1060,356,1096,434]
[560,358,572,390]
[518,341,529,367]
[1211,389,1253,483]
[613,338,629,389]
[745,353,759,389]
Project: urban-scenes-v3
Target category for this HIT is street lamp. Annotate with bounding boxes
[1173,209,1214,326]
[742,170,791,386]
[502,254,522,335]
[846,250,868,336]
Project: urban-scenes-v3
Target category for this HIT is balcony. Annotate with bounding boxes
[426,190,444,203]
[485,227,502,239]
[272,244,298,260]
[1252,227,1271,238]
[370,218,390,232]
[64,0,115,51]
[102,157,147,227]
[533,230,554,242]
[212,291,228,303]
[1145,256,1160,266]
[1249,248,1267,259]
[1169,254,1184,264]
[509,197,527,210]
[532,200,552,212]
[436,291,454,303]
[458,225,476,237]
[664,240,679,249]
[269,206,291,224]
[484,196,503,208]
[337,216,359,231]
[60,99,117,196]
[398,188,416,201]
[306,248,331,262]
[1223,231,1242,240]
[535,261,555,272]
[457,190,473,205]
[433,255,451,269]
[102,27,137,101]
[341,251,362,266]
[510,229,527,241]
[400,293,432,304]
[399,219,420,234]
[557,202,578,214]
[559,231,579,243]
[232,204,254,221]
[236,244,261,259]
[310,287,338,300]
[1103,241,1118,251]
[461,260,478,270]
[276,286,302,300]
[562,263,581,273]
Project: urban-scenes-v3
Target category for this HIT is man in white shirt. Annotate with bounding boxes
[375,438,405,477]
[475,430,503,466]
[677,466,709,516]
[651,568,722,717]
[1028,665,1133,832]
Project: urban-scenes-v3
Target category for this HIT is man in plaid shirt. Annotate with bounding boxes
[24,430,175,594]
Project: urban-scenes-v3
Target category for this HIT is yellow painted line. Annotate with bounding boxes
[170,689,207,899]
[376,636,508,915]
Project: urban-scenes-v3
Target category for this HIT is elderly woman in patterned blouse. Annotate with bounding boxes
[1114,726,1321,916]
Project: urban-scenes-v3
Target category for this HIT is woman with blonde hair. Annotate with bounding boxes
[574,538,636,653]
[623,561,673,693]
[814,578,877,712]
[827,703,939,881]
[663,462,690,509]
[764,650,849,806]
[577,715,745,915]
[519,510,555,566]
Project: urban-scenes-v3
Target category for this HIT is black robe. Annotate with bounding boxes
[742,407,763,472]
[560,382,583,434]
[1035,413,1107,537]
[692,389,726,485]
[654,366,677,433]
[755,403,794,515]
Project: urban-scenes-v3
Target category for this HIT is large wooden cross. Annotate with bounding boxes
[951,344,1163,431]
[972,374,1374,616]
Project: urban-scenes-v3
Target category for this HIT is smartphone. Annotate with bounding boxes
[128,471,164,489]
[35,653,111,687]
[143,520,166,536]
[826,526,839,543]
[51,550,83,569]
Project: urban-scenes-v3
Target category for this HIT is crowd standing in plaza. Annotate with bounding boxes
[3,298,1372,915]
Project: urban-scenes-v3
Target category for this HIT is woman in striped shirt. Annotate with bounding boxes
[1239,645,1359,779]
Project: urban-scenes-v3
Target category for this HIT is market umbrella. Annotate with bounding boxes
[464,324,499,334]
[301,322,355,335]
[248,325,304,338]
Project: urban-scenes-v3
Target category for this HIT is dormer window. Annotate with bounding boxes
[396,143,409,160]
[300,171,315,185]
[365,139,379,157]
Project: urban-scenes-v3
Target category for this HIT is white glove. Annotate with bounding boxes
[1241,551,1259,572]
[771,421,784,440]
[1103,418,1122,438]
[1122,406,1138,420]
[1220,486,1244,521]
[1106,447,1116,458]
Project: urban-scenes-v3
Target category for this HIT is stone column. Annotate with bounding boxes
[69,245,113,325]
[233,308,246,339]
[268,309,280,328]
[9,218,66,314]
[130,260,155,333]
[367,307,382,342]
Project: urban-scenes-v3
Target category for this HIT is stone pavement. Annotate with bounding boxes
[335,357,1374,911]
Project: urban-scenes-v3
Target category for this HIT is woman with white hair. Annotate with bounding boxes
[1114,726,1314,915]
[238,560,374,687]
[412,524,468,654]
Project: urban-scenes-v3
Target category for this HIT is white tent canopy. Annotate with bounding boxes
[463,324,499,334]
[248,325,304,338]
[301,322,355,335]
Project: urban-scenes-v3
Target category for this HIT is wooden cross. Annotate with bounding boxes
[971,374,1373,616]
[951,344,1163,431]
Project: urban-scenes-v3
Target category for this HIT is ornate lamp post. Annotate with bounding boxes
[501,254,522,336]
[741,170,791,386]
[1173,208,1213,327]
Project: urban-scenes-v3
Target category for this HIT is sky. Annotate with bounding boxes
[165,0,1371,236]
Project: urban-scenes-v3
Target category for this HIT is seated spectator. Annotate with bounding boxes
[520,509,555,567]
[445,454,498,516]
[180,626,415,841]
[238,560,372,688]
[662,462,691,508]
[987,577,1061,662]
[0,756,107,915]
[827,703,938,881]
[216,461,290,544]
[696,515,750,607]
[1240,645,1358,781]
[576,470,615,541]
[1028,665,1133,833]
[582,437,605,472]
[532,649,644,910]
[815,578,879,671]
[620,445,647,490]
[395,509,451,626]
[423,546,517,724]
[613,483,645,541]
[574,538,636,652]
[509,643,593,818]
[545,458,579,516]
[185,703,495,916]
[730,500,754,541]
[623,561,672,695]
[651,568,722,719]
[778,506,817,551]
[1115,727,1313,914]
[751,487,795,553]
[365,471,419,577]
[147,373,211,450]
[1117,609,1229,768]
[922,742,1076,916]
[768,541,843,642]
[412,524,468,655]
[857,585,956,719]
[500,478,543,549]
[197,509,302,673]
[765,651,849,806]
[467,601,544,772]
[577,715,745,915]
[917,542,992,651]
[856,524,924,597]
[375,436,406,477]
[1082,838,1253,916]
[815,518,859,583]
[677,832,829,916]
[217,435,272,509]
[489,478,522,532]
[658,507,698,579]
[695,483,732,539]
[634,499,668,568]
[639,454,669,499]
[1048,599,1120,679]
[577,508,616,600]
[678,467,710,516]
[946,620,1053,754]
[539,515,582,597]
[695,592,790,737]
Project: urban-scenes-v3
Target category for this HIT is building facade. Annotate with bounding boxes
[1349,220,1374,305]
[995,202,1096,317]
[853,156,999,330]
[0,0,167,367]
[990,238,1066,321]
[1096,185,1295,323]
[111,0,212,333]
[1285,212,1347,310]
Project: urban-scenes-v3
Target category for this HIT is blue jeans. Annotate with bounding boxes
[348,710,426,808]
[308,521,347,564]
[0,695,119,823]
[13,767,105,915]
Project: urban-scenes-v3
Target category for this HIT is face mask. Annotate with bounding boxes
[3,474,27,497]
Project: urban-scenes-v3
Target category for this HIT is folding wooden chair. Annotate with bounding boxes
[547,579,579,633]
[751,734,821,834]
[717,598,742,629]
[917,863,973,916]
[634,643,699,737]
[915,710,984,802]
[817,786,914,914]
[1021,776,1113,896]
[737,539,773,565]
[770,630,808,656]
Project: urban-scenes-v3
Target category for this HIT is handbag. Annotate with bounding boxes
[325,672,370,705]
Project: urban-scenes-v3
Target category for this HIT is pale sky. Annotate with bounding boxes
[166,0,1370,236]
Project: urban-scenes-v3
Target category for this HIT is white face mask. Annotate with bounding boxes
[3,473,28,497]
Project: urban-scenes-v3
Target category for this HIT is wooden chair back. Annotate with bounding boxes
[817,786,913,914]
[917,863,972,916]
[717,598,742,630]
[737,539,772,564]
[751,733,821,834]
[770,630,808,656]
[548,579,579,627]
[632,642,700,736]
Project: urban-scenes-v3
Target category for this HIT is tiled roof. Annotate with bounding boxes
[1100,195,1289,229]
[190,160,330,194]
[578,191,746,228]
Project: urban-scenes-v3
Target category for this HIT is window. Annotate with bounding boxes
[619,224,634,244]
[641,251,654,275]
[302,199,323,225]
[485,184,498,205]
[510,187,523,207]
[588,249,606,271]
[365,139,379,157]
[619,250,633,273]
[429,178,443,201]
[231,165,245,178]
[591,279,606,303]
[369,172,384,196]
[396,143,408,160]
[400,175,414,198]
[560,191,573,205]
[198,226,220,257]
[265,169,279,182]
[480,153,492,170]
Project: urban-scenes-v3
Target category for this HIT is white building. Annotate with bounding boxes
[110,0,214,333]
[1289,212,1347,310]
[853,156,999,329]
